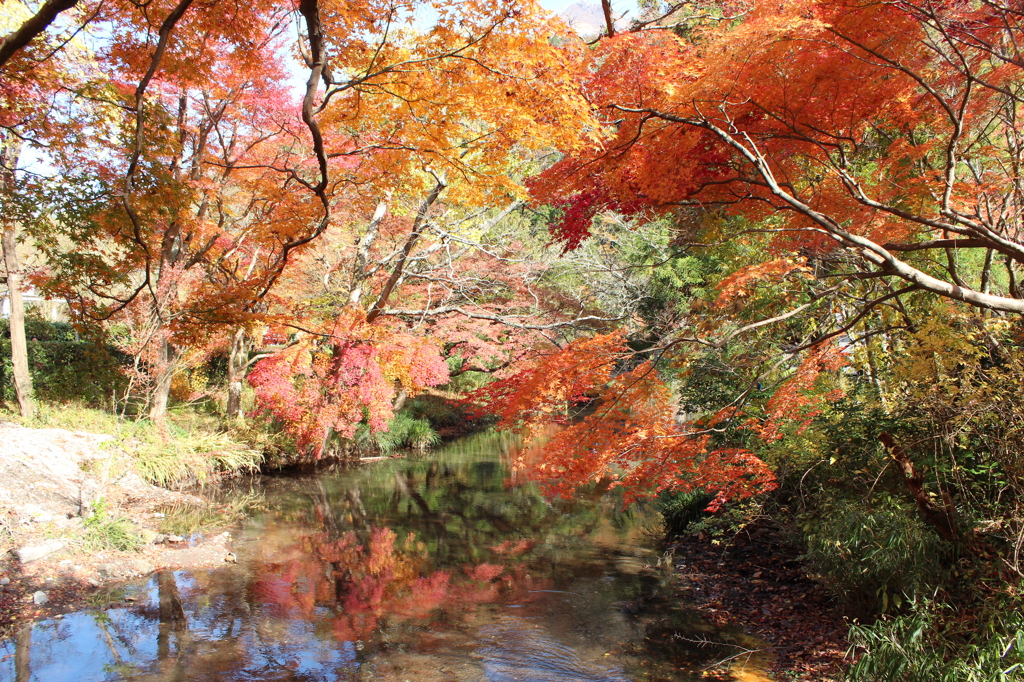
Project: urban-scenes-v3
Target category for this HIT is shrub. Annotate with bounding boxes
[658,488,713,537]
[83,499,144,552]
[846,599,1024,682]
[800,494,950,614]
[0,318,128,406]
[353,410,441,455]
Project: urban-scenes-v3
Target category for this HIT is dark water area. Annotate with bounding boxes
[0,433,769,681]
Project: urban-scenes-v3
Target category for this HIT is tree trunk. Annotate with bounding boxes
[1,134,32,419]
[879,432,960,543]
[226,327,250,420]
[149,336,177,423]
[2,225,34,420]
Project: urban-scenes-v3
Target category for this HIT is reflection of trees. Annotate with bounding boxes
[157,571,189,681]
[242,442,651,646]
[0,442,683,682]
[265,439,647,575]
[14,626,29,682]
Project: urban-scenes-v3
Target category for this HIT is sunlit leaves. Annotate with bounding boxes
[248,308,449,455]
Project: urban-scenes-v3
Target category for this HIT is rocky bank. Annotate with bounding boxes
[0,421,236,633]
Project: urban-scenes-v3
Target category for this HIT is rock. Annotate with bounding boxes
[96,563,115,579]
[140,529,159,544]
[224,552,237,563]
[132,560,155,575]
[0,577,10,586]
[87,578,101,587]
[33,591,49,605]
[13,540,65,563]
[165,535,185,543]
[33,514,55,524]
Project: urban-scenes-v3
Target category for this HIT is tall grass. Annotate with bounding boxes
[124,427,263,488]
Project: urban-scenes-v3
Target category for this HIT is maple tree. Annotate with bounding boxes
[1,0,597,425]
[536,0,1024,315]
[451,0,1024,511]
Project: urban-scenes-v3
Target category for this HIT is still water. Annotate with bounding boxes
[0,434,768,681]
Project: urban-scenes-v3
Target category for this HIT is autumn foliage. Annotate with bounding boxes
[534,0,1024,314]
[464,331,781,509]
[248,309,448,455]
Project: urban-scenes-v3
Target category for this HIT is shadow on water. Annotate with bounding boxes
[0,432,771,681]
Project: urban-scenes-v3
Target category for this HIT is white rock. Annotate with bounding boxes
[13,540,65,563]
[32,591,49,605]
[0,577,10,586]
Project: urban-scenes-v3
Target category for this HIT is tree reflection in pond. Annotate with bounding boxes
[0,434,770,682]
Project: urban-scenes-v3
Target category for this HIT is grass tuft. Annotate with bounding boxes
[82,499,144,552]
[125,427,263,488]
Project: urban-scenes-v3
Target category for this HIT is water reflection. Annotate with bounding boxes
[0,433,766,681]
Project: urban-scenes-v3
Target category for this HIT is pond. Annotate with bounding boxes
[0,433,769,681]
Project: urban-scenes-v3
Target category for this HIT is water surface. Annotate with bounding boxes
[0,434,768,681]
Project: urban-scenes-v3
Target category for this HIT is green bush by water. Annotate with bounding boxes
[354,411,441,454]
[658,489,713,537]
[83,499,144,552]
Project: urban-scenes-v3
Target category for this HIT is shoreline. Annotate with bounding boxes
[0,420,240,637]
[669,519,852,681]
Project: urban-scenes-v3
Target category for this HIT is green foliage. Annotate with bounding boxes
[846,600,1024,682]
[406,394,465,428]
[658,488,713,537]
[83,499,144,552]
[801,494,950,613]
[354,410,441,455]
[0,317,128,406]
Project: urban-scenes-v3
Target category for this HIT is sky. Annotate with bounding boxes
[537,0,583,10]
[537,0,640,20]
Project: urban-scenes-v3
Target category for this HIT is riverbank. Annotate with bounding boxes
[0,421,238,636]
[669,519,851,681]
